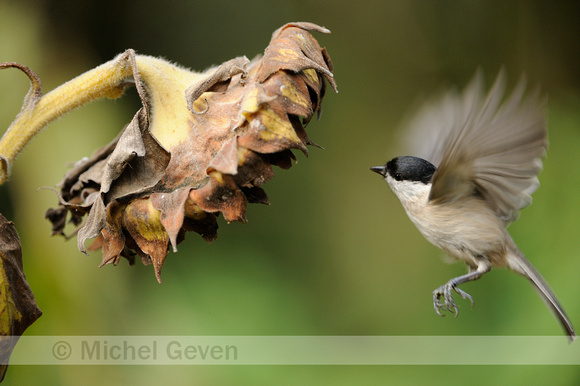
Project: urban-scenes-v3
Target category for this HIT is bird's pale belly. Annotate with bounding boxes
[404,201,509,268]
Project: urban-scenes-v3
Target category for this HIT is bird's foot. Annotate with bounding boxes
[432,280,474,318]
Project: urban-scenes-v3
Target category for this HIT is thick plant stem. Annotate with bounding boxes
[0,50,208,186]
[0,52,136,185]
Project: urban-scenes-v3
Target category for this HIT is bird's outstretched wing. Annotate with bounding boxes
[404,70,547,224]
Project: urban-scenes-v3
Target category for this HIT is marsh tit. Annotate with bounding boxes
[371,71,575,340]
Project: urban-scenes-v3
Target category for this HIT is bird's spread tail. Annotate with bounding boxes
[508,243,576,342]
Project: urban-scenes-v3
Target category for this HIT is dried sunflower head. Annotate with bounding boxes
[45,22,337,282]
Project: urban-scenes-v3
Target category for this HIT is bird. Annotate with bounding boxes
[370,70,576,341]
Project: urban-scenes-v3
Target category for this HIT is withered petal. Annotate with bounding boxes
[77,196,107,254]
[289,115,323,150]
[44,207,69,236]
[58,131,120,196]
[97,201,126,266]
[181,212,219,243]
[98,226,125,267]
[103,109,171,202]
[240,186,270,205]
[101,109,147,194]
[239,83,278,117]
[122,198,170,283]
[150,188,191,252]
[273,74,313,118]
[233,148,275,188]
[257,23,337,92]
[265,150,297,170]
[71,159,107,192]
[189,172,247,223]
[208,136,239,175]
[87,233,104,252]
[186,56,250,114]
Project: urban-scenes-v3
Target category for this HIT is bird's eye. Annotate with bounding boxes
[394,173,402,181]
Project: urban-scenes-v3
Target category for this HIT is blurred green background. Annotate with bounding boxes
[1,0,579,384]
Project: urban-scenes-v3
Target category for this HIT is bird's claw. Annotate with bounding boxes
[432,281,474,318]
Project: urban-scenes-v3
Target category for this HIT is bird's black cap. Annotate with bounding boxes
[371,156,436,184]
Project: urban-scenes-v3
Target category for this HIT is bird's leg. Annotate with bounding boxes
[433,259,491,317]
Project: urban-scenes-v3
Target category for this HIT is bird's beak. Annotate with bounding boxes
[370,165,387,177]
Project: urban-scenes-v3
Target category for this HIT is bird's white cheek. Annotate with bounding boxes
[385,176,404,198]
[386,177,431,205]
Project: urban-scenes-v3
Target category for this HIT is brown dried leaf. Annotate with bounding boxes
[103,108,171,201]
[0,214,42,381]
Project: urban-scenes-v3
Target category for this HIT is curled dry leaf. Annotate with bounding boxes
[45,22,337,282]
[0,213,42,381]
